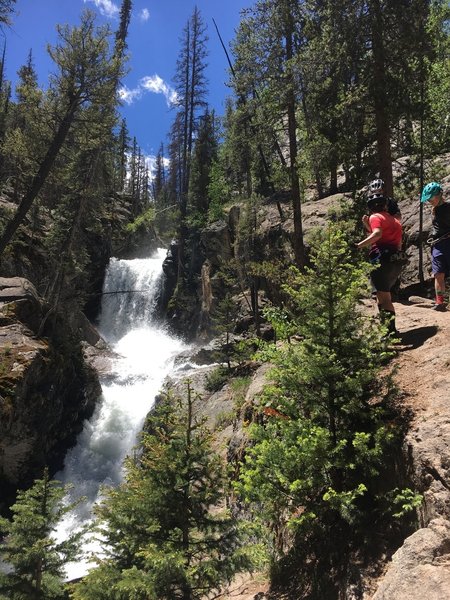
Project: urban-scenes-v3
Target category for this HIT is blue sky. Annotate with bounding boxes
[3,0,251,171]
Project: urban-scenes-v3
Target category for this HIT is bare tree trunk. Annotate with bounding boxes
[177,25,191,286]
[284,4,305,268]
[299,83,325,199]
[330,162,338,196]
[370,0,393,197]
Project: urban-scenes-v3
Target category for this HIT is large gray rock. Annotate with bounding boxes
[200,219,233,268]
[0,277,40,303]
[372,519,450,600]
[0,277,42,332]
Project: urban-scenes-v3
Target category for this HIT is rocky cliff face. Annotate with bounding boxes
[182,170,447,341]
[371,302,450,600]
[0,277,101,511]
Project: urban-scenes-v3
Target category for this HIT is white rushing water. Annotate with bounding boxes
[55,248,186,580]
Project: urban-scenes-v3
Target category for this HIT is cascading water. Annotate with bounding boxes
[55,248,186,580]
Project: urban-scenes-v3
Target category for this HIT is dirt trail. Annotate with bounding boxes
[393,299,450,417]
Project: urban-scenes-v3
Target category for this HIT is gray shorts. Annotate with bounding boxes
[371,260,402,293]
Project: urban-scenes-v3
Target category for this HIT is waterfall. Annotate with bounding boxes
[55,248,186,580]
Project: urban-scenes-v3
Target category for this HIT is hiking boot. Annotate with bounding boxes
[432,303,447,312]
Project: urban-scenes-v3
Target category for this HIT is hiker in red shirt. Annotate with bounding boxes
[355,192,403,337]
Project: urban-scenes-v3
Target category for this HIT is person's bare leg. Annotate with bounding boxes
[376,291,394,312]
[376,291,397,335]
[434,272,446,304]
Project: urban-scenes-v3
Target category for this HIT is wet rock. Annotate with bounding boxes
[81,340,118,378]
[162,240,178,279]
[0,279,101,510]
[200,220,232,268]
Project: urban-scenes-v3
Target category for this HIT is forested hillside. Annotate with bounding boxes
[0,0,450,598]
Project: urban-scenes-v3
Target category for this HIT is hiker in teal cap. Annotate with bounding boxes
[421,182,450,311]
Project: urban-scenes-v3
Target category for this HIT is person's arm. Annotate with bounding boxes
[355,227,382,249]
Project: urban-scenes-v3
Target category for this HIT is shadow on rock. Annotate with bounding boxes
[399,325,439,349]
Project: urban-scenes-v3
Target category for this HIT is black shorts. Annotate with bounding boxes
[370,260,402,293]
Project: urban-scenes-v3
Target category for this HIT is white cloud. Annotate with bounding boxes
[119,75,178,107]
[83,0,120,19]
[118,86,142,104]
[139,8,150,22]
[141,75,178,106]
[144,154,170,175]
[144,154,156,172]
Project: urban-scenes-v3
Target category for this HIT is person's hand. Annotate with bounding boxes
[362,214,369,227]
[352,241,360,249]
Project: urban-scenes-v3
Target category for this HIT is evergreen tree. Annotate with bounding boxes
[0,41,8,147]
[219,99,253,199]
[420,0,450,154]
[232,0,306,266]
[228,0,438,202]
[0,469,86,600]
[211,291,240,369]
[1,50,44,200]
[303,0,434,194]
[0,0,15,25]
[188,110,218,224]
[118,118,130,190]
[39,5,131,316]
[170,6,209,282]
[152,142,166,202]
[114,0,132,57]
[237,225,399,583]
[153,143,177,239]
[72,384,253,600]
[0,10,121,256]
[298,0,369,193]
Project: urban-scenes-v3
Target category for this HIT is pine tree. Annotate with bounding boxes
[114,0,132,58]
[0,469,86,600]
[232,0,306,266]
[420,0,450,154]
[0,0,16,25]
[0,10,121,256]
[153,144,178,239]
[1,49,44,200]
[219,99,253,199]
[152,142,166,202]
[0,41,10,161]
[72,384,253,600]
[170,6,209,283]
[119,118,130,189]
[188,110,218,224]
[238,225,397,573]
